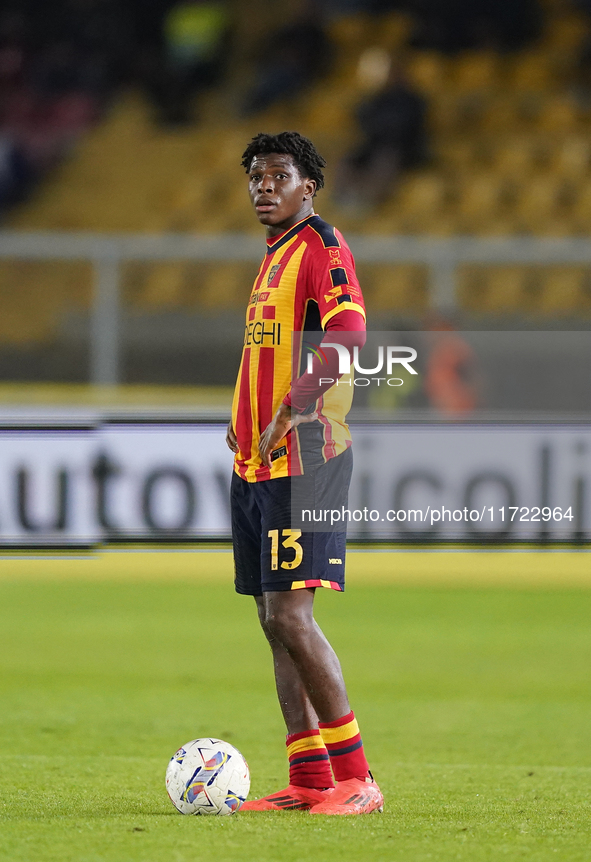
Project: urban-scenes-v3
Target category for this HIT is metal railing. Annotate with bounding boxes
[2,230,591,384]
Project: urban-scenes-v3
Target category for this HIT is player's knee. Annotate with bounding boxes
[263,606,311,649]
[255,597,265,626]
[255,598,275,643]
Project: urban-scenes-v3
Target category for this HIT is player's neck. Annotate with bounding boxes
[265,207,315,239]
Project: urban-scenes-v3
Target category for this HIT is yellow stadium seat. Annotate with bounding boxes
[452,51,502,94]
[394,173,449,215]
[536,96,580,132]
[541,12,589,53]
[329,14,374,50]
[357,264,428,312]
[457,266,494,310]
[0,261,91,344]
[303,87,357,134]
[479,97,524,134]
[551,136,591,178]
[371,12,412,51]
[166,174,210,224]
[460,266,542,313]
[132,263,187,309]
[381,174,451,234]
[428,94,469,134]
[509,52,555,92]
[513,175,569,230]
[455,173,508,223]
[471,215,521,236]
[571,180,591,231]
[538,267,591,314]
[573,177,591,209]
[436,137,484,169]
[492,136,545,178]
[408,52,449,96]
[328,14,375,83]
[198,263,250,308]
[203,181,252,230]
[535,214,580,236]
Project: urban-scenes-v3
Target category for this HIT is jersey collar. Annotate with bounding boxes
[265,213,316,255]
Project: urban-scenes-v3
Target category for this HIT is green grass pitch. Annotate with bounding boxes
[0,550,590,862]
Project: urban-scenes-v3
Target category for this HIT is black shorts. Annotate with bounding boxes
[231,447,352,596]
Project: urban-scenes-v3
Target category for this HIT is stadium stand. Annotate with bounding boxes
[2,0,591,369]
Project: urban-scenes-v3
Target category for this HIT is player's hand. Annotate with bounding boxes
[226,420,239,454]
[258,403,317,469]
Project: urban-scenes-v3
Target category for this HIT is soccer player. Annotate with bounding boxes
[226,132,383,816]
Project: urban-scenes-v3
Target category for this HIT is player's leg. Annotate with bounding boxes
[259,587,383,815]
[241,593,335,811]
[254,594,319,734]
[261,587,349,723]
[242,451,382,814]
[263,449,381,815]
[232,473,334,810]
[253,475,346,801]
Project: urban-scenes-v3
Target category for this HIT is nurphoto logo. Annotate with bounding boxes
[305,343,418,387]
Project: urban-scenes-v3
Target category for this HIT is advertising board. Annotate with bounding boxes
[0,421,588,546]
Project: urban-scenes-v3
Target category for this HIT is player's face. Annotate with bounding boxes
[248,153,316,234]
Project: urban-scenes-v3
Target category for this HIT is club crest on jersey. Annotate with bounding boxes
[267,264,282,286]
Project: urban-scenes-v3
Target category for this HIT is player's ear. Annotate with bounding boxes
[303,178,316,200]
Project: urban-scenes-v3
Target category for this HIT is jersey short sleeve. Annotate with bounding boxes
[306,236,366,329]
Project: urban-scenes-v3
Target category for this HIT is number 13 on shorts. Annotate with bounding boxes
[268,529,303,570]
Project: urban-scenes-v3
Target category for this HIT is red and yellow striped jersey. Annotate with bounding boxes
[231,214,366,482]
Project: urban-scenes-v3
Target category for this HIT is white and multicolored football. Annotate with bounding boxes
[165,738,250,815]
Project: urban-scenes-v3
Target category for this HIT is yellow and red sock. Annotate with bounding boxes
[286,729,335,789]
[318,710,370,782]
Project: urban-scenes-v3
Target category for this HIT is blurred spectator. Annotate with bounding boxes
[242,0,331,116]
[335,61,426,210]
[424,320,480,414]
[145,0,230,126]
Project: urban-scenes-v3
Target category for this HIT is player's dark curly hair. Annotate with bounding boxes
[241,132,326,193]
